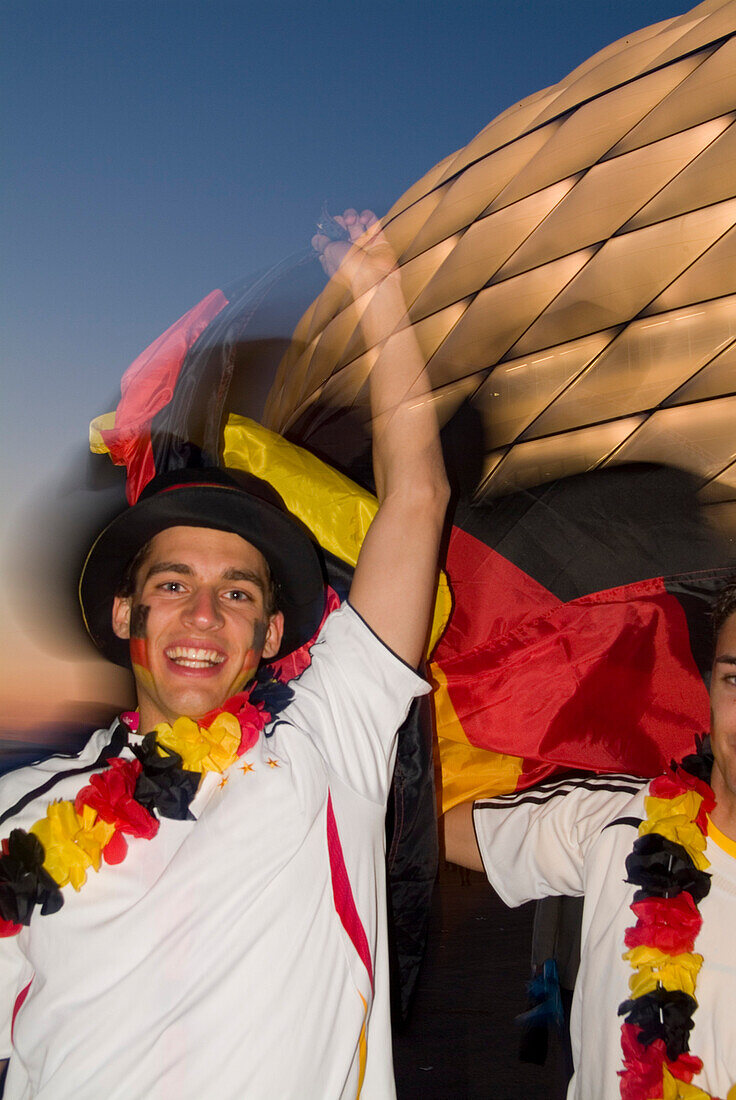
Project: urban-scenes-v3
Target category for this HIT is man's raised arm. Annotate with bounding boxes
[313,209,450,669]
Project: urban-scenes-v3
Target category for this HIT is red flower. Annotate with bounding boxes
[235,702,268,754]
[76,758,158,843]
[619,1022,705,1100]
[667,1050,703,1083]
[650,773,686,800]
[625,894,703,955]
[101,830,128,865]
[619,1025,666,1100]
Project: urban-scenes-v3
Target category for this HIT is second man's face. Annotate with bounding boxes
[112,525,284,732]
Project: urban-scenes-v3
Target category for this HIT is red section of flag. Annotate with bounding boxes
[100,289,228,503]
[435,528,709,779]
[439,527,561,650]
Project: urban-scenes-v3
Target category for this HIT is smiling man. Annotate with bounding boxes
[0,212,449,1099]
[112,524,285,728]
[444,578,736,1100]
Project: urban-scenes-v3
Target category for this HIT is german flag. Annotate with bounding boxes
[433,466,731,812]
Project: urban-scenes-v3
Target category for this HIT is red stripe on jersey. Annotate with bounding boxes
[325,793,374,991]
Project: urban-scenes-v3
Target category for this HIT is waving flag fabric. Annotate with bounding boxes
[433,468,731,811]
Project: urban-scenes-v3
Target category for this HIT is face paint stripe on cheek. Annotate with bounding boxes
[230,649,260,695]
[252,620,268,653]
[230,623,269,695]
[129,605,151,672]
[130,638,149,669]
[130,604,150,639]
[131,663,155,698]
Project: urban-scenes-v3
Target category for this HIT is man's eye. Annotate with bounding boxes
[226,589,253,602]
[159,581,184,592]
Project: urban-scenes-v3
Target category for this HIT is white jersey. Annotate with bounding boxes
[474,773,736,1100]
[0,603,429,1100]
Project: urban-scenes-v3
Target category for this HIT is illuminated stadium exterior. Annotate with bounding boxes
[266,0,736,534]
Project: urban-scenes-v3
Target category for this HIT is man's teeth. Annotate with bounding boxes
[165,646,225,669]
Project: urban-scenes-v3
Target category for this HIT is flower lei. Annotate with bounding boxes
[0,665,294,937]
[618,736,736,1100]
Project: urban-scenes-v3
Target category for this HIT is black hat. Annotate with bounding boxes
[79,467,325,666]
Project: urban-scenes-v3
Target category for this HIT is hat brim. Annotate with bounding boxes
[79,483,326,666]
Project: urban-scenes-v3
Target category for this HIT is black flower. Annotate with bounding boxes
[625,833,711,904]
[618,988,697,1060]
[250,667,295,717]
[132,733,200,821]
[677,734,714,785]
[0,829,64,925]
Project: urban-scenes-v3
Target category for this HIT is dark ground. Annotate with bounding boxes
[394,864,571,1100]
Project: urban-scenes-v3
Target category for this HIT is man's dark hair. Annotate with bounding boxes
[713,574,736,640]
[115,534,281,618]
[116,539,153,600]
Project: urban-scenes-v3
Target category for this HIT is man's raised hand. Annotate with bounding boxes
[312,208,395,294]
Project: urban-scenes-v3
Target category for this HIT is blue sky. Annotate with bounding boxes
[2,0,685,513]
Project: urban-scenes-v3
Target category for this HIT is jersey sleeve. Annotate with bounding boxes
[473,774,646,906]
[284,602,431,803]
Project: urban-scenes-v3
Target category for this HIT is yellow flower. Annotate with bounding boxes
[201,713,241,772]
[30,801,115,891]
[653,1062,736,1099]
[623,945,702,998]
[639,793,709,871]
[155,713,241,775]
[659,1064,714,1099]
[155,718,210,772]
[644,791,703,825]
